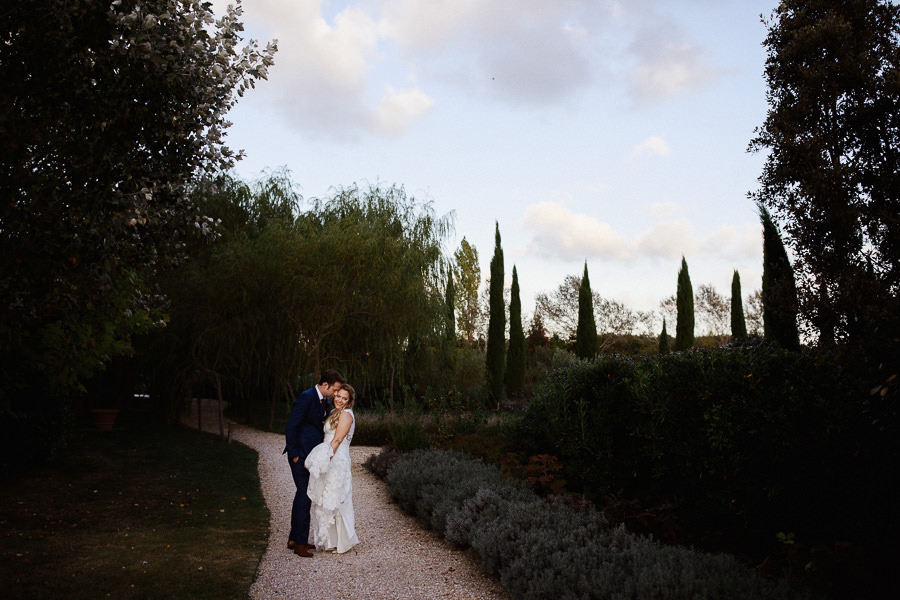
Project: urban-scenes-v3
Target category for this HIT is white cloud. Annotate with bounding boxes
[378,0,480,49]
[699,223,762,261]
[523,202,631,261]
[211,0,431,137]
[214,0,724,136]
[649,200,679,220]
[627,23,719,103]
[371,86,435,134]
[629,135,670,161]
[633,218,698,259]
[524,202,759,264]
[379,0,611,106]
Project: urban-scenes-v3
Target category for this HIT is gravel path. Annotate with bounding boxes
[190,417,512,600]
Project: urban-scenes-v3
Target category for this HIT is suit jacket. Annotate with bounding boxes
[284,386,327,461]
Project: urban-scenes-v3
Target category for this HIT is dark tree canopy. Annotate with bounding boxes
[659,318,671,354]
[574,262,599,359]
[674,257,695,351]
[485,222,506,406]
[731,270,748,340]
[750,0,900,353]
[445,274,456,345]
[505,265,526,395]
[761,206,801,350]
[0,0,275,464]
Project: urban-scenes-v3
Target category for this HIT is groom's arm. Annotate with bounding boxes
[284,394,312,461]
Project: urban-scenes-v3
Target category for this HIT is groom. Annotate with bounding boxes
[284,368,345,557]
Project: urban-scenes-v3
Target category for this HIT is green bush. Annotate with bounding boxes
[516,344,889,550]
[383,449,812,600]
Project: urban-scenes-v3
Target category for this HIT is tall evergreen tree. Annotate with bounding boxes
[574,262,600,359]
[674,257,695,351]
[444,274,456,344]
[485,222,506,406]
[505,266,526,395]
[750,0,900,353]
[526,312,550,352]
[731,270,748,340]
[659,318,670,354]
[760,206,801,349]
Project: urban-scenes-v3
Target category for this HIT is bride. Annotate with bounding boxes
[304,383,359,553]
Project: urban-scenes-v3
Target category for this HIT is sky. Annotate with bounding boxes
[215,0,777,331]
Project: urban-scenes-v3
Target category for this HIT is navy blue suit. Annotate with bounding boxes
[284,386,327,545]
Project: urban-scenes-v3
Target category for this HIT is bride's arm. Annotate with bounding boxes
[329,411,354,454]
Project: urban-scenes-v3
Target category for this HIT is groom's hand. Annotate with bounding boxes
[292,457,299,463]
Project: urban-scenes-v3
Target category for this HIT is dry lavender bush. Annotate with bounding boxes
[380,449,816,600]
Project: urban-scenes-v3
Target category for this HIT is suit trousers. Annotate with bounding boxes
[288,455,312,544]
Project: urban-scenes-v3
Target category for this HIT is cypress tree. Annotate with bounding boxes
[659,318,670,354]
[505,265,526,395]
[574,262,599,359]
[444,274,456,344]
[485,222,506,406]
[760,206,800,349]
[674,256,695,351]
[731,270,748,340]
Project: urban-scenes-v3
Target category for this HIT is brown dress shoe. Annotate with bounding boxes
[287,540,296,549]
[294,545,314,558]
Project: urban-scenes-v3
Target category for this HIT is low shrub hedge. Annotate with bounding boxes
[378,448,812,600]
[515,343,894,551]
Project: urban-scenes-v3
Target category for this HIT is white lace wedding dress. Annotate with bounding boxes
[304,409,359,553]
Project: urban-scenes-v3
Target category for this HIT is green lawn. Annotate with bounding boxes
[0,418,268,600]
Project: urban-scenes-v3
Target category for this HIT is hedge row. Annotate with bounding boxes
[375,449,811,600]
[515,343,896,547]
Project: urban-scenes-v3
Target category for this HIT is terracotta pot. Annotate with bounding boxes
[90,408,120,431]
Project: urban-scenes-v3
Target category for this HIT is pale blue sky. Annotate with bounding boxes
[217,0,777,331]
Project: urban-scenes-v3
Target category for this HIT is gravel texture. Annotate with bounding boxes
[183,410,512,600]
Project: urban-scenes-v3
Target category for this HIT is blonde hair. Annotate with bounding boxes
[327,383,355,430]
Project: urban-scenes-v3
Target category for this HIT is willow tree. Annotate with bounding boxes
[674,257,695,351]
[486,223,506,407]
[297,185,453,405]
[158,171,304,429]
[574,262,599,359]
[505,266,526,395]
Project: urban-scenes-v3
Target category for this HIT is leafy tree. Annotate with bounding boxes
[749,0,900,353]
[453,237,482,345]
[731,270,748,340]
[745,290,764,337]
[695,283,730,339]
[674,257,695,351]
[312,184,453,403]
[536,275,654,346]
[659,294,677,328]
[485,223,506,406]
[526,312,550,352]
[534,275,582,338]
[659,318,671,354]
[157,179,453,418]
[0,0,274,462]
[760,206,801,349]
[505,266,526,395]
[574,262,600,359]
